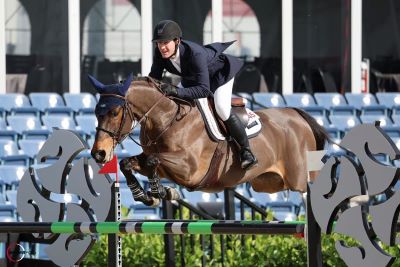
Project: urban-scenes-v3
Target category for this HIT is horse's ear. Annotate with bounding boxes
[87,75,106,93]
[120,73,134,95]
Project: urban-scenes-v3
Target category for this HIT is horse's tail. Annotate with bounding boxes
[292,108,330,150]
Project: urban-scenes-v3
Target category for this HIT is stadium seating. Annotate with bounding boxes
[0,140,30,166]
[41,114,78,131]
[329,114,361,132]
[75,114,97,136]
[344,93,378,110]
[376,92,400,109]
[359,114,393,127]
[63,93,97,113]
[18,139,45,159]
[0,165,26,188]
[29,93,65,109]
[121,138,143,156]
[283,93,316,108]
[252,92,286,109]
[7,115,43,134]
[314,93,347,109]
[0,93,31,111]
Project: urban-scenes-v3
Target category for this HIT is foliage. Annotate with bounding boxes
[82,208,400,266]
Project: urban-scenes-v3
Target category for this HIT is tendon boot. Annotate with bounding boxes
[224,113,258,170]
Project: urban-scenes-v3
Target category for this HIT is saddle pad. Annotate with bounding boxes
[196,98,262,142]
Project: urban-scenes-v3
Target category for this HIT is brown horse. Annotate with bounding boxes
[91,77,329,206]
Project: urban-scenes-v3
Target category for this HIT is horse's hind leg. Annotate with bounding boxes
[120,156,160,207]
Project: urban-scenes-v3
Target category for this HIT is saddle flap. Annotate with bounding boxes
[195,98,262,142]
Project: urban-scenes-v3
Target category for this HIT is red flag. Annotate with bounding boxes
[99,155,118,174]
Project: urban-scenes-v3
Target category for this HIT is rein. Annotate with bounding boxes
[96,77,192,148]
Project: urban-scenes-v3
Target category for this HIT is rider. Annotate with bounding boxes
[149,20,257,170]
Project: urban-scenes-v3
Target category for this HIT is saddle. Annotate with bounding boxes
[195,97,262,142]
[188,97,262,191]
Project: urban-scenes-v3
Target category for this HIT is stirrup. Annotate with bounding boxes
[240,149,258,170]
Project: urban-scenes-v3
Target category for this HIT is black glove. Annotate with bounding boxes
[161,83,178,97]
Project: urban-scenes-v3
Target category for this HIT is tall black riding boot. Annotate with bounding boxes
[224,113,258,170]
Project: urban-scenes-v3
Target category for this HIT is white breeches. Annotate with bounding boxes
[178,77,234,121]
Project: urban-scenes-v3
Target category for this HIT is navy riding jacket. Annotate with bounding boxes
[149,40,243,100]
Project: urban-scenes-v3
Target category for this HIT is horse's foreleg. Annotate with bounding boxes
[119,156,160,207]
[146,154,181,201]
[146,155,167,199]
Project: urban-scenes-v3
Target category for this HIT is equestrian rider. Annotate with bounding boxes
[149,20,258,170]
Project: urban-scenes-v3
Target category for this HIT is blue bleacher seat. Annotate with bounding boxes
[325,126,342,139]
[314,93,347,109]
[376,92,400,109]
[330,105,357,116]
[7,115,43,134]
[252,92,286,109]
[329,115,361,132]
[311,115,330,128]
[18,139,45,159]
[0,140,30,165]
[303,106,327,116]
[284,93,316,108]
[21,129,51,140]
[122,139,143,156]
[360,114,393,127]
[29,92,68,113]
[248,187,286,208]
[361,104,388,116]
[0,118,18,141]
[41,114,77,131]
[0,165,26,187]
[63,93,97,113]
[0,93,31,112]
[382,126,400,139]
[345,93,378,110]
[181,188,217,204]
[75,114,97,136]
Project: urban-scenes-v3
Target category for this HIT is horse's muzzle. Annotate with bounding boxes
[91,149,106,163]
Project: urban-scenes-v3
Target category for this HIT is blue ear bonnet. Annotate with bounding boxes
[88,74,133,115]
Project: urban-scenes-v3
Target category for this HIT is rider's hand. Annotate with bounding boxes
[161,83,178,97]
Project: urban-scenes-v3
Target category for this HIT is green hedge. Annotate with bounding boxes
[81,209,400,266]
[82,232,351,267]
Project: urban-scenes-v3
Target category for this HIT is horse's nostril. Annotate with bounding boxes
[92,150,106,162]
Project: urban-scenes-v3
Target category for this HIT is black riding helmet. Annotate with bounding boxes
[152,20,182,42]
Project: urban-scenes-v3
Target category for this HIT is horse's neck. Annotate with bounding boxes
[128,86,177,131]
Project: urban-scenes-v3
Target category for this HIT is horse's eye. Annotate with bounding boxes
[112,111,119,117]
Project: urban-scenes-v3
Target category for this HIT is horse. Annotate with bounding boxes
[90,76,329,206]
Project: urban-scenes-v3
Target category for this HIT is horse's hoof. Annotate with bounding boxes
[150,197,161,207]
[166,187,181,201]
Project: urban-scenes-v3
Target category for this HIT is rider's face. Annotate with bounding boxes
[157,40,175,58]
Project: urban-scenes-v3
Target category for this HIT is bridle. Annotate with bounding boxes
[95,77,192,147]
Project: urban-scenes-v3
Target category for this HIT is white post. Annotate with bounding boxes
[0,0,6,94]
[351,0,362,94]
[282,0,293,95]
[212,0,223,42]
[141,0,152,76]
[68,0,81,93]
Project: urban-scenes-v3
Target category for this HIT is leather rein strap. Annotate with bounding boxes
[96,77,191,147]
